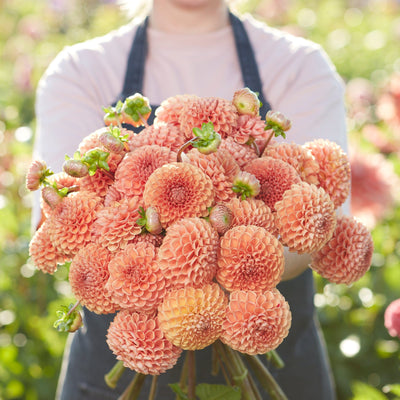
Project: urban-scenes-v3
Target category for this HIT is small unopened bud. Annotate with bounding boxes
[42,186,63,209]
[99,131,125,154]
[68,311,83,332]
[145,207,163,235]
[232,88,260,117]
[209,203,233,235]
[232,171,260,200]
[63,159,89,178]
[265,111,291,132]
[121,93,151,127]
[26,160,52,191]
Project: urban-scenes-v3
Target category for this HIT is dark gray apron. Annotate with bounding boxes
[58,12,336,400]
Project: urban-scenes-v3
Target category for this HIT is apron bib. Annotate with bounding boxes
[58,12,335,400]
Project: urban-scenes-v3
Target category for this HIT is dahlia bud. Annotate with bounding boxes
[41,186,63,209]
[191,122,221,155]
[232,171,261,200]
[265,111,292,140]
[26,160,53,191]
[209,203,233,235]
[53,303,83,333]
[98,130,125,154]
[121,93,151,127]
[63,159,89,178]
[103,101,123,127]
[232,88,260,116]
[145,206,163,235]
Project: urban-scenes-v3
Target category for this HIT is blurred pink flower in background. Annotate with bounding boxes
[346,78,376,126]
[376,72,400,134]
[349,145,399,228]
[384,298,400,338]
[362,124,400,154]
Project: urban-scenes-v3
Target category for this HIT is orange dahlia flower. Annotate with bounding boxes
[219,137,258,168]
[221,289,291,355]
[310,215,374,285]
[263,142,320,185]
[179,97,238,140]
[231,114,268,144]
[106,242,166,312]
[91,196,143,252]
[29,222,67,274]
[143,162,214,227]
[47,191,103,258]
[275,182,336,254]
[217,225,284,292]
[304,139,351,208]
[69,243,119,314]
[155,94,199,126]
[129,122,186,152]
[244,156,301,211]
[158,283,228,350]
[107,310,182,375]
[185,148,240,203]
[227,197,276,234]
[114,145,177,198]
[157,217,219,289]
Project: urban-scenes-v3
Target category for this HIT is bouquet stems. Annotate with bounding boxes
[148,375,158,400]
[266,350,285,369]
[105,360,126,389]
[118,372,146,400]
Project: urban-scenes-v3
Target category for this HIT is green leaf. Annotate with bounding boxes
[168,383,189,400]
[196,384,241,400]
[385,385,400,396]
[351,381,387,400]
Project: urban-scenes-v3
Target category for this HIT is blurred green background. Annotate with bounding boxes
[1,0,400,399]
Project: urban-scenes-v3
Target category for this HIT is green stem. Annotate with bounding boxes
[118,373,147,400]
[66,300,80,316]
[263,129,275,149]
[148,375,158,400]
[187,351,196,400]
[179,351,189,394]
[266,350,285,369]
[243,354,288,400]
[105,360,126,389]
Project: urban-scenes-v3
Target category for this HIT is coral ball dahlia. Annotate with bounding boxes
[69,243,119,314]
[310,215,374,285]
[106,242,166,312]
[107,310,182,375]
[217,225,284,292]
[221,289,291,355]
[275,182,336,254]
[157,217,219,289]
[143,162,214,227]
[244,156,302,211]
[157,283,228,350]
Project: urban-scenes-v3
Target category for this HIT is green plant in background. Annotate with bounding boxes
[1,0,400,399]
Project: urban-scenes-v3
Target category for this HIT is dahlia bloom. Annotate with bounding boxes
[263,142,320,185]
[217,225,284,291]
[231,114,267,144]
[227,197,276,234]
[79,169,114,198]
[106,242,166,312]
[232,87,260,116]
[91,196,143,252]
[275,182,336,254]
[244,156,301,211]
[185,148,240,203]
[143,162,214,227]
[310,215,373,285]
[384,299,400,338]
[114,145,177,198]
[155,94,199,126]
[26,159,49,191]
[128,122,186,153]
[157,217,219,289]
[69,243,119,314]
[304,139,351,209]
[179,96,238,140]
[158,283,228,350]
[29,222,67,274]
[221,289,291,355]
[208,203,234,235]
[107,310,182,375]
[47,192,103,258]
[219,136,258,168]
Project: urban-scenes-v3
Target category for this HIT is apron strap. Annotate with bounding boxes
[229,12,271,116]
[116,12,271,115]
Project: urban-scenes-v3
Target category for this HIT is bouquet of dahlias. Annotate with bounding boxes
[27,88,374,400]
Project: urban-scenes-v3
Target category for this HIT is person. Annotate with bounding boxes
[33,0,348,398]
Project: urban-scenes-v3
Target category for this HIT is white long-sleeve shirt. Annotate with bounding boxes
[33,14,348,225]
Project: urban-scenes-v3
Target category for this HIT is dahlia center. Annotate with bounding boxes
[168,184,188,204]
[191,314,212,335]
